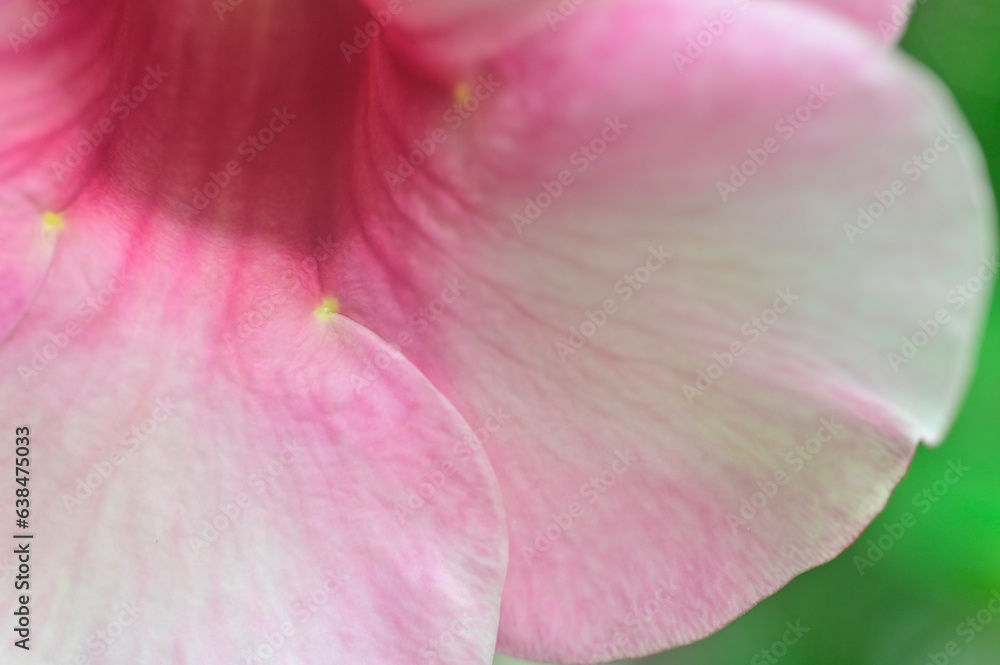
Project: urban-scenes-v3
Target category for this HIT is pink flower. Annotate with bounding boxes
[0,0,993,663]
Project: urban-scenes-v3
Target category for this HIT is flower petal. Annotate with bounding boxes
[0,38,74,340]
[0,201,56,342]
[802,0,918,42]
[0,0,383,238]
[364,0,918,76]
[339,0,995,661]
[0,200,508,664]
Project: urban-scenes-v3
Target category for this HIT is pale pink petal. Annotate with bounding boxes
[0,201,56,340]
[0,198,508,663]
[802,0,919,42]
[334,0,994,661]
[0,25,81,339]
[2,0,990,662]
[363,0,918,76]
[1,4,512,657]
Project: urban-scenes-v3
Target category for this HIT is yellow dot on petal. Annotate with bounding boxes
[314,297,340,322]
[453,81,472,105]
[42,211,65,233]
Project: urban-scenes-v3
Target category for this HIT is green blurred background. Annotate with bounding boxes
[499,1,1000,663]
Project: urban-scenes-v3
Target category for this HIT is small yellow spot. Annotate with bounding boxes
[453,81,472,105]
[314,297,340,322]
[42,211,65,233]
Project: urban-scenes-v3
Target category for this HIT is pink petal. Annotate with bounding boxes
[2,1,991,662]
[336,0,994,661]
[0,36,77,339]
[1,0,389,238]
[0,198,508,663]
[0,201,56,341]
[364,0,918,76]
[803,0,919,42]
[359,0,550,76]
